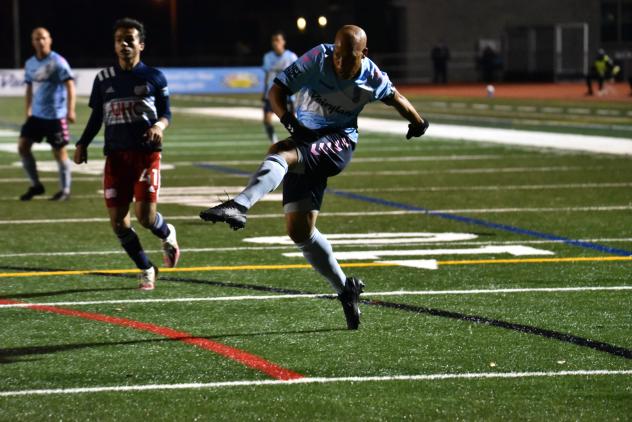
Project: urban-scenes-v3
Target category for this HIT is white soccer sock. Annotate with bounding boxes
[296,228,347,294]
[234,154,288,209]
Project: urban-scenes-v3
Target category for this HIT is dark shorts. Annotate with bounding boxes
[282,133,355,213]
[20,116,70,149]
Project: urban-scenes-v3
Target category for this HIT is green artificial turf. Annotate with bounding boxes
[0,95,630,420]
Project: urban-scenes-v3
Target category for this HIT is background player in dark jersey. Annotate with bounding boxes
[74,18,179,290]
[19,27,76,201]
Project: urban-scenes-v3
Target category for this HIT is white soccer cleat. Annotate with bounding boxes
[161,223,180,268]
[138,266,157,291]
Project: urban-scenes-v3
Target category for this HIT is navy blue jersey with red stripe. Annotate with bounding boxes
[88,62,171,154]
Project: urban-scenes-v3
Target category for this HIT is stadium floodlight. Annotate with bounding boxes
[318,16,328,27]
[297,17,307,31]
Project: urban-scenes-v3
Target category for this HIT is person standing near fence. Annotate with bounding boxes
[586,49,620,96]
[431,41,450,84]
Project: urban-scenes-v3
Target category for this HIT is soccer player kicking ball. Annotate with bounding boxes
[19,27,76,201]
[201,25,429,329]
[74,18,179,290]
[262,31,298,143]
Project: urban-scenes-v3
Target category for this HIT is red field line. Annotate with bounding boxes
[0,299,303,381]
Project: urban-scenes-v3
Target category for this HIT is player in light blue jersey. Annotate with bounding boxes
[18,27,76,201]
[262,31,297,143]
[201,25,428,330]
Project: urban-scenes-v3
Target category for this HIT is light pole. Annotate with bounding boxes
[12,0,21,68]
[169,0,178,57]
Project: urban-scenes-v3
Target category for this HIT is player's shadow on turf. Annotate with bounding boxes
[0,329,345,364]
[0,339,164,364]
[0,287,136,300]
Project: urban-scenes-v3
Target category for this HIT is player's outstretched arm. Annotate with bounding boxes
[25,84,33,118]
[269,83,318,143]
[382,88,429,139]
[74,108,103,164]
[65,80,76,123]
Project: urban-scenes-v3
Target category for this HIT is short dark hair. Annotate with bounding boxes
[113,18,145,42]
[271,30,285,39]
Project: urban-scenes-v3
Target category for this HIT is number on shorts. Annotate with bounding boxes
[139,168,160,189]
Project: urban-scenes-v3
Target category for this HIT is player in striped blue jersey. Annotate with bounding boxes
[262,31,297,143]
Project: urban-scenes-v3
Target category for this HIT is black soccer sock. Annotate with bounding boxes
[264,123,278,143]
[150,212,171,240]
[117,228,152,270]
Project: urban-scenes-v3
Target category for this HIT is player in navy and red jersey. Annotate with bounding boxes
[74,18,179,290]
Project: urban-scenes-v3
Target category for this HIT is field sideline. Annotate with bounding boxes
[0,93,630,420]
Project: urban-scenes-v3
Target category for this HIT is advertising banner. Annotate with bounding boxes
[0,67,263,96]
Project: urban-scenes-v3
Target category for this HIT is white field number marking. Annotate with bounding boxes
[245,232,555,270]
[244,232,478,246]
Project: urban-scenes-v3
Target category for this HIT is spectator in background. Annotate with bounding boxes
[479,46,499,83]
[586,48,620,96]
[431,41,450,84]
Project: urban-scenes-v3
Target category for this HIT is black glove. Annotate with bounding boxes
[406,118,430,139]
[280,113,319,144]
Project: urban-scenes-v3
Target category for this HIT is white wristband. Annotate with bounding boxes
[153,121,166,131]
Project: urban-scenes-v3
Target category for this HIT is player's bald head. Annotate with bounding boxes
[335,25,367,52]
[31,27,52,57]
[31,27,51,38]
[333,25,368,80]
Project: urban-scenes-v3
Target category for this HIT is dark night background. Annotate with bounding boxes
[0,0,404,68]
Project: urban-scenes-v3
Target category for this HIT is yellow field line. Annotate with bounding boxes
[0,256,630,278]
[0,262,397,278]
[439,256,632,266]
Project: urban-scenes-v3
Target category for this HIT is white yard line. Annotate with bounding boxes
[3,237,632,259]
[173,106,632,156]
[0,211,422,225]
[1,370,630,396]
[428,205,632,213]
[0,177,101,183]
[0,286,629,309]
[340,182,632,192]
[1,181,630,201]
[1,204,630,225]
[343,166,591,176]
[0,245,298,258]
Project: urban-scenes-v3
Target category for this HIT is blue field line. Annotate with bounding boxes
[327,189,632,257]
[196,162,632,256]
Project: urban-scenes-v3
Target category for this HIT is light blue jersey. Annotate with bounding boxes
[275,43,394,143]
[24,51,74,120]
[262,49,298,98]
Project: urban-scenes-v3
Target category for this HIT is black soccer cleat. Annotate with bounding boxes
[338,277,365,330]
[19,184,45,201]
[199,199,248,230]
[49,191,71,201]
